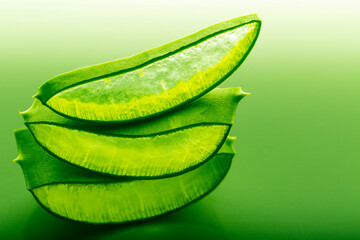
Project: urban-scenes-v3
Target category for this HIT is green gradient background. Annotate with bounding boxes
[1,0,359,239]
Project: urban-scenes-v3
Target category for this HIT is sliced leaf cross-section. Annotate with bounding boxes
[36,15,261,122]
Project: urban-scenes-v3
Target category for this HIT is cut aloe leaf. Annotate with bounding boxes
[24,88,246,177]
[35,14,261,122]
[28,123,230,177]
[14,128,236,224]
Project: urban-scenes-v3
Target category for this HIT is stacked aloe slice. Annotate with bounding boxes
[14,14,261,224]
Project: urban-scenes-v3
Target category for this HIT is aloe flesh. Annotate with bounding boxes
[35,15,261,122]
[28,123,230,177]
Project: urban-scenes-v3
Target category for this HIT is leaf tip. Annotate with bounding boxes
[12,156,22,165]
[234,87,251,102]
[19,101,36,121]
[32,91,40,99]
[222,136,237,155]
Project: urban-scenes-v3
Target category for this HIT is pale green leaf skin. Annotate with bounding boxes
[14,129,236,224]
[23,88,246,177]
[35,14,261,122]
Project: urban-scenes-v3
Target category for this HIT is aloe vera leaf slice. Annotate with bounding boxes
[23,87,247,135]
[27,123,230,177]
[32,155,233,224]
[14,129,236,224]
[14,128,235,189]
[35,14,261,122]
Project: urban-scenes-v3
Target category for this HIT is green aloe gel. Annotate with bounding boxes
[35,14,261,122]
